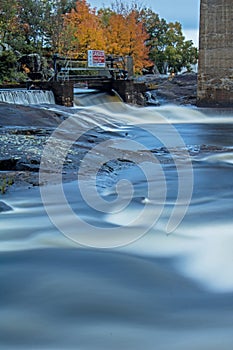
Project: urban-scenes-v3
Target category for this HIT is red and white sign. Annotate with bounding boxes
[88,50,105,67]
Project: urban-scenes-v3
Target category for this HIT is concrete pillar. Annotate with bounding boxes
[34,81,74,107]
[112,80,147,105]
[125,56,134,79]
[197,0,233,107]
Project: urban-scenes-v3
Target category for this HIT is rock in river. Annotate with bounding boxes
[0,201,12,213]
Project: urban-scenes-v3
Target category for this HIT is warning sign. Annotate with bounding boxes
[88,50,105,68]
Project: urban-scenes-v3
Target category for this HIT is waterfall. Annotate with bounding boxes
[0,89,55,105]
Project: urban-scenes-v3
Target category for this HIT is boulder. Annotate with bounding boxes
[0,201,12,213]
[18,53,42,73]
[0,158,18,171]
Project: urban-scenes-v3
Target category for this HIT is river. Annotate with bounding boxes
[0,91,233,349]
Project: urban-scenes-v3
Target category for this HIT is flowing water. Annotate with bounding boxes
[1,92,233,349]
[0,89,55,105]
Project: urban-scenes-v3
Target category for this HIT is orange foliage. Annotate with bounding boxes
[60,0,149,72]
[61,0,106,58]
[104,10,150,72]
[125,10,150,71]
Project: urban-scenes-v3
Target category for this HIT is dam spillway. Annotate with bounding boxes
[0,89,55,105]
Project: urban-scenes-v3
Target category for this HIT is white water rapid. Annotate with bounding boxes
[0,89,55,105]
[0,93,233,350]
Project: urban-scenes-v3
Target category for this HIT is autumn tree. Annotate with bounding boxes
[0,0,76,54]
[104,13,128,56]
[126,10,149,71]
[0,0,198,80]
[101,2,149,73]
[61,0,106,58]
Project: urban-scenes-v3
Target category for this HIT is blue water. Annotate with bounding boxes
[1,100,233,349]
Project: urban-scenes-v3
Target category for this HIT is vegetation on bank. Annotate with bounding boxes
[0,175,14,194]
[0,0,198,82]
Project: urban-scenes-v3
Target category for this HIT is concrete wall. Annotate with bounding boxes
[35,81,74,107]
[32,80,146,106]
[112,80,147,105]
[197,0,233,107]
[84,79,147,105]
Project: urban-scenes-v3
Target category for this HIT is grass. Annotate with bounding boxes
[0,176,15,194]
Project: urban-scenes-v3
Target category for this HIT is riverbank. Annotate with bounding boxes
[0,100,128,195]
[138,72,197,106]
[0,103,71,195]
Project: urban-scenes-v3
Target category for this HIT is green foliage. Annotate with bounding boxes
[0,0,198,78]
[0,51,17,83]
[0,50,29,83]
[0,0,18,42]
[139,8,198,74]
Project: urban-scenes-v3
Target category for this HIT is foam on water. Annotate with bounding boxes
[0,89,55,105]
[2,153,233,293]
[1,96,233,349]
[196,152,233,165]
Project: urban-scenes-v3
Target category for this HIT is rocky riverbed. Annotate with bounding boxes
[0,102,132,196]
[0,103,76,194]
[0,73,198,198]
[140,72,197,106]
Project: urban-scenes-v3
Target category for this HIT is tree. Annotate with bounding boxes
[0,0,76,54]
[16,0,60,53]
[0,0,19,47]
[104,12,128,56]
[44,0,77,53]
[0,51,18,83]
[179,40,198,72]
[102,2,149,73]
[139,8,198,74]
[61,0,106,58]
[125,10,149,71]
[0,0,198,79]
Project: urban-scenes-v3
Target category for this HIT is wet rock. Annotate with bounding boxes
[142,72,197,106]
[161,73,197,105]
[0,103,66,127]
[9,128,49,136]
[0,158,18,170]
[144,91,160,106]
[0,157,41,172]
[16,158,40,172]
[18,53,41,73]
[0,201,12,213]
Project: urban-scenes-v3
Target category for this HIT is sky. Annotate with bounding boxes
[89,0,200,46]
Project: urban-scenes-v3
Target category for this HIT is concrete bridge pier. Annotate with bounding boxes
[197,0,233,107]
